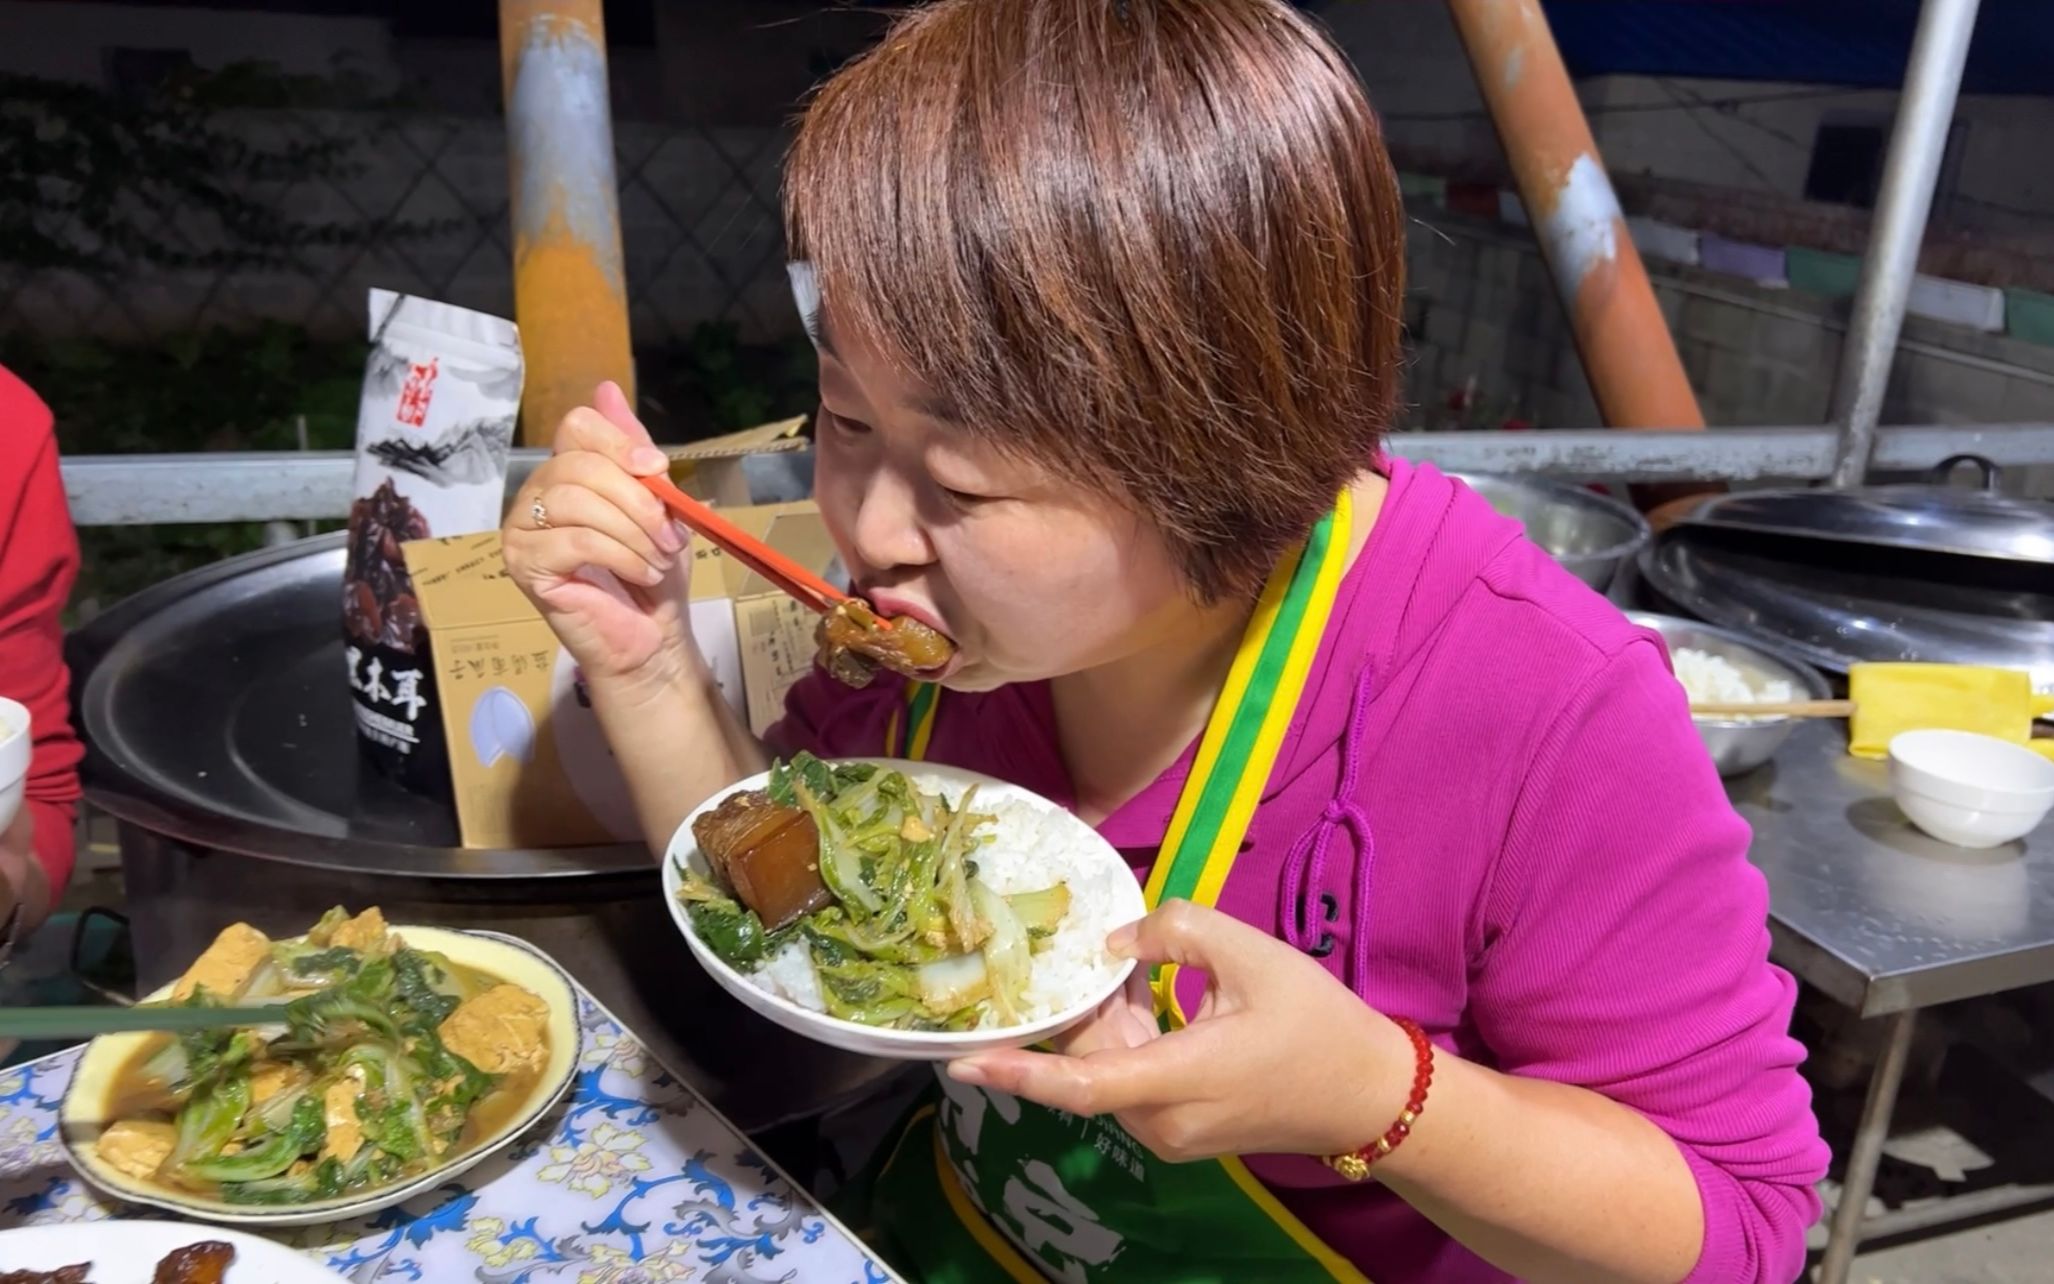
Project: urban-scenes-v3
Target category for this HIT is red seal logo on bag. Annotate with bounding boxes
[395,357,440,426]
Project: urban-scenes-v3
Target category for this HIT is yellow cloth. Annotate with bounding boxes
[1847,663,2054,759]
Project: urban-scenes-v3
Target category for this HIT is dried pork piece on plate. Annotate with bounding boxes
[151,1241,234,1284]
[0,1223,333,1283]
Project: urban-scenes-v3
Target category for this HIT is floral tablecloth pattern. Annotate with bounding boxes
[0,991,896,1284]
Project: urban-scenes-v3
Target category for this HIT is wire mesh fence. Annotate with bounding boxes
[0,103,798,347]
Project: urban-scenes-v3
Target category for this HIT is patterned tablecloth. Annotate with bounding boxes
[0,989,896,1283]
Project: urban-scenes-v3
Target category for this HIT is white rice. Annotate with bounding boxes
[1673,646,1793,721]
[743,779,1127,1028]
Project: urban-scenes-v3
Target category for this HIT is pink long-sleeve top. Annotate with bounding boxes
[773,459,1828,1282]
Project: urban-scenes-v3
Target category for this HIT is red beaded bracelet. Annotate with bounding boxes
[1322,1017,1433,1182]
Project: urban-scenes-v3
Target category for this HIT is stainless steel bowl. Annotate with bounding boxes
[1627,612,1832,777]
[1454,473,1651,590]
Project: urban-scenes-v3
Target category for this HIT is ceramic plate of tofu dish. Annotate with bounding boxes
[58,908,580,1227]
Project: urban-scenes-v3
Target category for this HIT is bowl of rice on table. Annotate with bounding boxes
[1630,612,1832,777]
[661,755,1147,1060]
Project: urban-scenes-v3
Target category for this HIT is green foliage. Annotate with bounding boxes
[642,321,819,440]
[1,325,364,614]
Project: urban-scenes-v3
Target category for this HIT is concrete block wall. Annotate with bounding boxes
[1401,213,2054,458]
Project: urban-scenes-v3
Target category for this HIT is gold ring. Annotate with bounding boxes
[530,497,550,530]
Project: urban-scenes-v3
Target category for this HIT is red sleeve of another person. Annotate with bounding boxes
[0,364,84,897]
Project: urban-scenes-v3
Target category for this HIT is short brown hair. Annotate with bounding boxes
[785,0,1406,602]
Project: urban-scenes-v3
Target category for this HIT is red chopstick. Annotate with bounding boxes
[639,473,854,617]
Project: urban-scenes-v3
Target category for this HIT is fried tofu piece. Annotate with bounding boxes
[173,923,272,1002]
[320,1071,365,1163]
[96,1118,177,1181]
[248,1059,309,1106]
[437,984,549,1075]
[329,906,392,955]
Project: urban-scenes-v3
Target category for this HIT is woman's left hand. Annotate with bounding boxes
[949,900,1418,1163]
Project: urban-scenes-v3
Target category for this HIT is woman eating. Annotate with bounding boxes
[502,1,1827,1280]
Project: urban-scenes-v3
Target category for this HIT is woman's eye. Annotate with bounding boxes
[821,407,871,437]
[939,483,998,508]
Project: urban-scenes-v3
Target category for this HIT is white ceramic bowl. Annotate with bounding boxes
[0,1221,339,1282]
[0,695,29,833]
[1888,729,2054,849]
[60,925,581,1227]
[663,760,1145,1061]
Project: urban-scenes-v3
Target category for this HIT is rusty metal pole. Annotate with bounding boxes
[1445,0,1707,460]
[500,0,635,445]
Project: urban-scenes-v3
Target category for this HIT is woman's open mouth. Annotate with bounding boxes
[815,594,961,688]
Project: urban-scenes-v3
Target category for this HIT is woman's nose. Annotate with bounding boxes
[851,471,934,572]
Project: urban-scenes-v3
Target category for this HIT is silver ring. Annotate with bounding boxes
[530,497,550,530]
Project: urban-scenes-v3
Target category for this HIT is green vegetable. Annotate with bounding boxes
[1006,885,1072,940]
[286,947,362,984]
[682,759,1076,1032]
[182,1095,325,1183]
[284,991,400,1044]
[138,996,251,1096]
[121,916,519,1207]
[220,1156,346,1206]
[915,951,991,1012]
[687,897,797,970]
[972,881,1032,1025]
[392,948,463,1027]
[358,1090,434,1163]
[766,752,876,809]
[165,1070,253,1179]
[305,906,352,944]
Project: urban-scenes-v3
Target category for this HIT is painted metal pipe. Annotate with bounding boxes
[1827,0,1982,488]
[500,0,635,445]
[1445,0,1705,440]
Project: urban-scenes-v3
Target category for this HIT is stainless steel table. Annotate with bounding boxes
[1728,719,2054,1284]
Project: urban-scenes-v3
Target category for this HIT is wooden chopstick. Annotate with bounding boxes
[0,1005,288,1041]
[639,473,853,617]
[1689,699,1857,719]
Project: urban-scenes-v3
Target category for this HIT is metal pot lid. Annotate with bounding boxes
[1638,527,2054,691]
[69,533,650,880]
[1674,478,2054,566]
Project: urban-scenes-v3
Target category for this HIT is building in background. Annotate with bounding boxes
[2,0,2051,448]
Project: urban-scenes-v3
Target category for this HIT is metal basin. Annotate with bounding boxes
[1628,611,1832,777]
[1454,472,1651,590]
[68,533,902,1132]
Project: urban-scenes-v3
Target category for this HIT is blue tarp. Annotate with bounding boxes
[1299,1,2053,96]
[1544,0,2053,95]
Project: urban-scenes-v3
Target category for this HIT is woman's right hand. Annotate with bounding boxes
[503,381,694,687]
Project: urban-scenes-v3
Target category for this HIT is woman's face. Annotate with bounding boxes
[812,321,1195,692]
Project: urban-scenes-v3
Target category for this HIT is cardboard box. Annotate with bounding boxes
[685,501,843,736]
[401,501,840,849]
[665,416,809,508]
[404,532,641,849]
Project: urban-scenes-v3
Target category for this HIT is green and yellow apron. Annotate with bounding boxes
[852,494,1368,1283]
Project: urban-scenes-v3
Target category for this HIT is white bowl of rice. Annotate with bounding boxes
[661,760,1146,1061]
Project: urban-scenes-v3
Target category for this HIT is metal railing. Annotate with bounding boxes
[57,423,2054,527]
